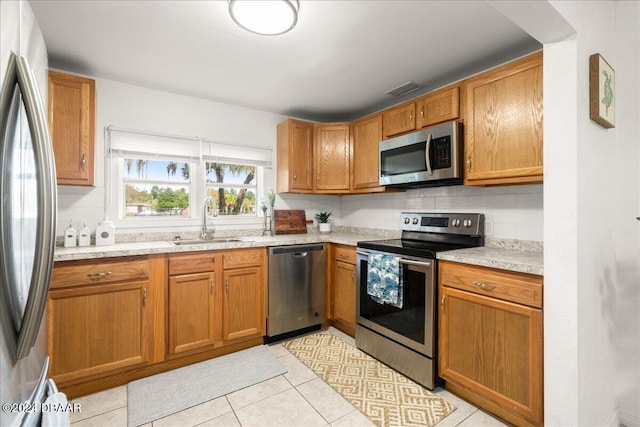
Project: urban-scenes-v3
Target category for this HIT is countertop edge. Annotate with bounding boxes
[55,233,544,276]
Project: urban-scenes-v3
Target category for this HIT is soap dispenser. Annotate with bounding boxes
[64,221,77,248]
[78,220,91,247]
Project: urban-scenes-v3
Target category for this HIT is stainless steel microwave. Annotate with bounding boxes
[379,120,463,188]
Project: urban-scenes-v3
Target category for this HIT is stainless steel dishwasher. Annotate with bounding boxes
[267,243,326,339]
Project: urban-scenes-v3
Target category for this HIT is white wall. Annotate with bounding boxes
[56,77,287,234]
[58,75,543,241]
[613,2,640,423]
[530,1,638,426]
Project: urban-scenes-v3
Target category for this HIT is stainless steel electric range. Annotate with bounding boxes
[356,212,484,390]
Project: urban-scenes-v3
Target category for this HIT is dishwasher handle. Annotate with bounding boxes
[269,244,325,255]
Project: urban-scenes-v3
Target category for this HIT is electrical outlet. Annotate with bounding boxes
[484,222,494,236]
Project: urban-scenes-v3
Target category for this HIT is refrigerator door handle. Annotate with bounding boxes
[0,53,57,360]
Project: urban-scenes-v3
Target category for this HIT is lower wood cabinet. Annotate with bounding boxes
[222,266,264,342]
[168,272,216,355]
[438,260,543,427]
[48,256,161,386]
[48,249,265,397]
[328,244,357,336]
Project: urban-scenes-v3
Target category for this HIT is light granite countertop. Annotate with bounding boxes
[436,241,544,275]
[54,230,543,275]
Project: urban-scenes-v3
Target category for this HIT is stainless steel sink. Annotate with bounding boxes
[169,238,243,246]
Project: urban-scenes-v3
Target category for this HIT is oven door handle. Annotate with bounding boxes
[399,258,432,268]
[356,250,370,257]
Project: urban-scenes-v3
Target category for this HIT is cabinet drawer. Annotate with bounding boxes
[51,257,149,289]
[169,252,216,275]
[223,249,263,269]
[334,246,356,264]
[439,261,542,309]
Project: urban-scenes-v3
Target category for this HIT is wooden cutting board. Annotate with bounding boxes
[274,210,308,235]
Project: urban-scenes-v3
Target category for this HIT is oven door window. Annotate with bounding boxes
[359,261,431,346]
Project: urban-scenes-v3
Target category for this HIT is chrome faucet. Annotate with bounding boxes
[201,196,216,239]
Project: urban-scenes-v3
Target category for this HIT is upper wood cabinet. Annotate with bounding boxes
[464,52,543,186]
[314,122,350,193]
[48,71,95,186]
[277,118,314,193]
[383,102,416,137]
[352,113,384,191]
[277,119,352,194]
[416,86,460,129]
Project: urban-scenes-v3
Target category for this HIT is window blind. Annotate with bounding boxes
[107,126,201,161]
[202,138,272,167]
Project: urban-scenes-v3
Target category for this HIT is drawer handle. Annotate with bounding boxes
[474,281,496,291]
[87,271,112,279]
[340,254,349,260]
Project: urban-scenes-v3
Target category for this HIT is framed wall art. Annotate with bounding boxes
[589,53,615,129]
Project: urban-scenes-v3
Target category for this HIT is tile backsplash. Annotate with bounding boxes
[57,184,543,243]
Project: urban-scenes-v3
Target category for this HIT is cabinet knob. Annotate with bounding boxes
[225,278,230,293]
[210,279,214,295]
[466,157,472,172]
[142,288,147,306]
[293,173,297,182]
[81,153,86,171]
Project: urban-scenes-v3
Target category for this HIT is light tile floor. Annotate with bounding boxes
[68,328,509,427]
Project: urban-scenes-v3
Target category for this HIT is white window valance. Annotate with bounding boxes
[202,138,272,167]
[106,126,273,167]
[107,126,201,162]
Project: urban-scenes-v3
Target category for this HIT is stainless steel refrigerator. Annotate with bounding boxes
[0,1,60,426]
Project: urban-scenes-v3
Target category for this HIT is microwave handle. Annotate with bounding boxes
[425,133,433,176]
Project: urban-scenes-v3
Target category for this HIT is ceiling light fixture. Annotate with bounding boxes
[228,0,299,36]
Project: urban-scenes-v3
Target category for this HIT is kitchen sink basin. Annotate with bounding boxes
[169,238,243,246]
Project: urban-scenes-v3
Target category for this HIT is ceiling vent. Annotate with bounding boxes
[384,81,423,97]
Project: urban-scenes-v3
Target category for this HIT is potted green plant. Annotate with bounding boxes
[315,211,332,233]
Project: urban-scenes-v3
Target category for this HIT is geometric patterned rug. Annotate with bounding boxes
[283,331,456,427]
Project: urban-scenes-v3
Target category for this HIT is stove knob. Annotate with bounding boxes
[412,218,419,225]
[452,219,461,227]
[403,217,410,224]
[463,219,472,228]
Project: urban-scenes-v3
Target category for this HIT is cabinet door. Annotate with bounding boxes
[439,286,543,425]
[383,102,416,137]
[48,71,95,186]
[314,123,350,192]
[277,119,314,193]
[168,272,216,355]
[48,280,151,384]
[416,86,460,129]
[465,52,543,186]
[331,260,356,336]
[352,114,384,190]
[222,266,264,342]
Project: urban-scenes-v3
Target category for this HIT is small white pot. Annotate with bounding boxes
[318,223,331,234]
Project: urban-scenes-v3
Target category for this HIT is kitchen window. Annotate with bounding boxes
[106,127,272,230]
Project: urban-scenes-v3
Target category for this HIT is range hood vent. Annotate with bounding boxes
[384,81,423,97]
